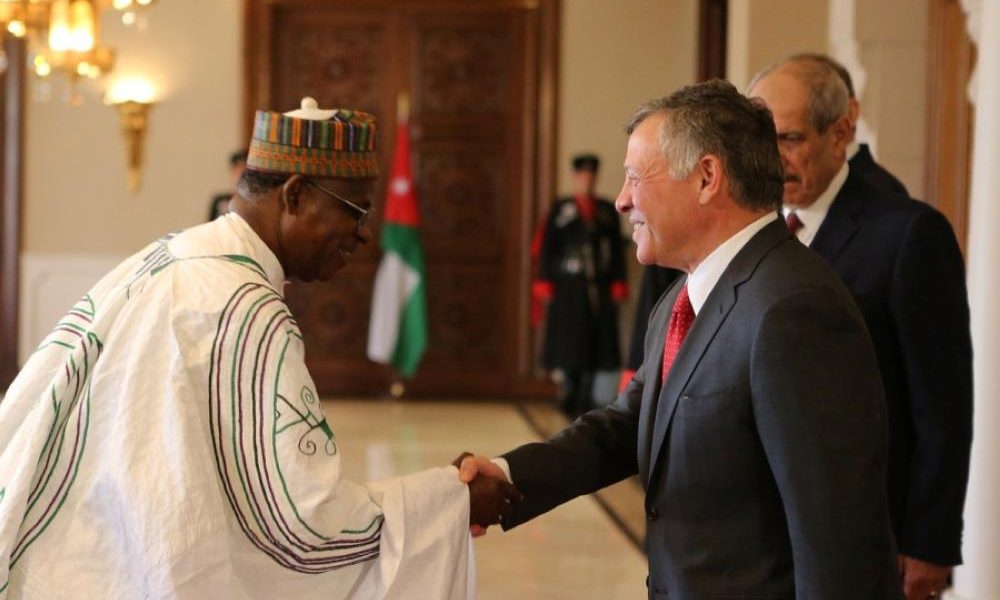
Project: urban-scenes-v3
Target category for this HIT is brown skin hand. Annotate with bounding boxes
[453,452,524,528]
[468,474,523,528]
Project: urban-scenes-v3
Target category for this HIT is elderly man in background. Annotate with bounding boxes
[749,56,973,600]
[0,97,517,599]
[788,52,908,196]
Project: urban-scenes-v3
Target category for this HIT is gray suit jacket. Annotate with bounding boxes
[503,220,902,599]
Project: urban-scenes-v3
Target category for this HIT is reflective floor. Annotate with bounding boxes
[324,399,649,600]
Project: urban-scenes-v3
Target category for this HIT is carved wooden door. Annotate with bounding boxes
[245,0,557,397]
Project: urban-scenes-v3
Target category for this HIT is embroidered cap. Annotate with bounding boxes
[246,97,378,178]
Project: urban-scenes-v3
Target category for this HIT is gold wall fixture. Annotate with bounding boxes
[107,78,154,192]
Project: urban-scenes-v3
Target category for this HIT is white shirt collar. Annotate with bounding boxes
[687,212,778,315]
[781,161,848,246]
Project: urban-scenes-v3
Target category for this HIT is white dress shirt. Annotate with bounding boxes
[686,212,777,315]
[782,162,848,247]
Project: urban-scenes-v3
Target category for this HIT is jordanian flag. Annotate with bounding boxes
[367,108,428,377]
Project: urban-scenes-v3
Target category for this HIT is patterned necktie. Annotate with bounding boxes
[785,211,804,235]
[661,285,695,384]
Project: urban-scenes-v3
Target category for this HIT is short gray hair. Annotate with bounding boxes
[747,58,850,133]
[625,79,784,212]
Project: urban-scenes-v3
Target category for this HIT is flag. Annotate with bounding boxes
[367,98,428,377]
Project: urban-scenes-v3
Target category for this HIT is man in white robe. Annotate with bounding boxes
[0,98,517,599]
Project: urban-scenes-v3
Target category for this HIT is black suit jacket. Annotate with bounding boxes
[810,167,973,565]
[503,220,901,599]
[849,143,908,197]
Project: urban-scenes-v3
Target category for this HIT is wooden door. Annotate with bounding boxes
[245,0,558,398]
[925,0,975,255]
[0,38,25,391]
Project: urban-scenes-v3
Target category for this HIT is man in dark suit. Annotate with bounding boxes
[459,80,901,599]
[749,57,973,600]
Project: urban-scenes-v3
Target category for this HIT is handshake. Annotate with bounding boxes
[452,452,524,536]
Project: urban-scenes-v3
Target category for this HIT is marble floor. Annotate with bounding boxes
[323,399,649,600]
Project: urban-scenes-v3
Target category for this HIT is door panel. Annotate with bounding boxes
[246,0,557,398]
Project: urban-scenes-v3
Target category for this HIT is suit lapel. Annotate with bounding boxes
[810,169,866,263]
[636,281,680,484]
[645,280,736,489]
[645,219,791,489]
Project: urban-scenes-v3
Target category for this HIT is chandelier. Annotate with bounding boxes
[0,0,157,102]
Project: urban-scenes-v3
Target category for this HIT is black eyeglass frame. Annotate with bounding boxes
[304,179,372,230]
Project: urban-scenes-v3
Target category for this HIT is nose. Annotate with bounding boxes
[778,149,791,171]
[614,179,632,214]
[355,221,373,244]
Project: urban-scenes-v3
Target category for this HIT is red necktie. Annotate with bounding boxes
[785,211,804,235]
[661,285,695,384]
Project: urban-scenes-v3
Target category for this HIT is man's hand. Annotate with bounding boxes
[453,453,508,484]
[468,474,521,529]
[452,452,522,537]
[899,555,951,600]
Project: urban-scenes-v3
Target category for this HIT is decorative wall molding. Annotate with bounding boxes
[960,0,981,104]
[828,0,877,154]
[18,253,125,365]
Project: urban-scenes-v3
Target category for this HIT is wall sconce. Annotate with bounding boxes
[106,78,156,193]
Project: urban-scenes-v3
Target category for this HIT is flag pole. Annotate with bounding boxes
[397,91,409,123]
[368,88,427,394]
[389,90,409,402]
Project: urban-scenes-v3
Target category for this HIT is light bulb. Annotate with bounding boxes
[48,0,72,52]
[68,0,95,52]
[6,20,26,38]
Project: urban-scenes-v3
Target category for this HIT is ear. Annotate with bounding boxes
[281,175,306,215]
[696,154,724,206]
[831,114,852,145]
[829,114,852,160]
[847,98,861,131]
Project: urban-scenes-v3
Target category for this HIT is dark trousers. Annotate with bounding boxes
[559,369,595,417]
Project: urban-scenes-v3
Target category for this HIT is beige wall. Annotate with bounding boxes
[24,0,700,253]
[24,0,242,255]
[727,0,829,90]
[850,0,929,199]
[558,0,699,200]
[727,0,929,200]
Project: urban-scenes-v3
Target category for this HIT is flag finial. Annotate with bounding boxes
[397,92,410,122]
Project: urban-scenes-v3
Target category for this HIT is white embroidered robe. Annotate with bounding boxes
[0,214,473,599]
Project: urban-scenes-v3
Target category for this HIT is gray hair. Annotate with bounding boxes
[625,79,784,212]
[237,169,290,198]
[747,58,850,133]
[787,52,855,98]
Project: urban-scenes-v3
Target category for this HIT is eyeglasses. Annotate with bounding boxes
[304,179,372,231]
